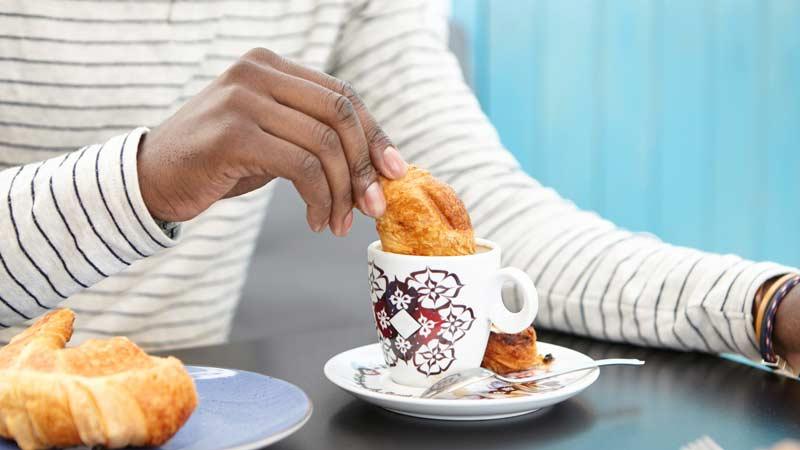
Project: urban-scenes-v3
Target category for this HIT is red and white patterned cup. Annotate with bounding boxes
[367,238,539,387]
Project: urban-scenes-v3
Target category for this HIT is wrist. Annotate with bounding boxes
[115,127,180,249]
[773,284,800,368]
[136,132,175,223]
[137,133,157,217]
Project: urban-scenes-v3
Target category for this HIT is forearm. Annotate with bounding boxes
[333,0,794,357]
[0,128,178,323]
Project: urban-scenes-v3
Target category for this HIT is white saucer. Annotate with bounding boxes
[324,341,599,421]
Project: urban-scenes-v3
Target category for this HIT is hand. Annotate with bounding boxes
[774,284,800,370]
[137,48,408,235]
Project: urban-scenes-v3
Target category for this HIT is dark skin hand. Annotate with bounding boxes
[137,48,408,235]
[756,276,800,370]
[773,284,800,370]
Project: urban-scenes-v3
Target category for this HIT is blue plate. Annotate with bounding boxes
[0,366,312,450]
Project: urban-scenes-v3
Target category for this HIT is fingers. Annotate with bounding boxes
[269,73,386,217]
[239,127,333,233]
[244,95,354,236]
[265,55,407,180]
[241,49,404,217]
[329,81,408,180]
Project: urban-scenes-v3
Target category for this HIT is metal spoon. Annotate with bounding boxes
[420,358,645,399]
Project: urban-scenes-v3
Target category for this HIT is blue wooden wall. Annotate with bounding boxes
[451,0,800,267]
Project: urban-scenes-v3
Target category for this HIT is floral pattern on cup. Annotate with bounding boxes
[368,261,389,304]
[369,262,475,377]
[438,304,475,343]
[412,339,456,376]
[388,287,413,310]
[406,267,465,309]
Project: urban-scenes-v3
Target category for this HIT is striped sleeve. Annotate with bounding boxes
[0,127,179,324]
[331,0,796,359]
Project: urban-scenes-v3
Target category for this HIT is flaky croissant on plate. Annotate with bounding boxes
[0,309,197,450]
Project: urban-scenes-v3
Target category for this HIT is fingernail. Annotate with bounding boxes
[383,146,408,179]
[356,197,366,215]
[343,210,354,235]
[314,217,329,233]
[363,182,386,218]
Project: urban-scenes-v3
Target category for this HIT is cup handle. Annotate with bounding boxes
[488,267,539,334]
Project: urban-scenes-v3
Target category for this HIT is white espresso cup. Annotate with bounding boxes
[367,238,539,387]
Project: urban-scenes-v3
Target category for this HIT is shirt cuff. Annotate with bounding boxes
[83,127,181,256]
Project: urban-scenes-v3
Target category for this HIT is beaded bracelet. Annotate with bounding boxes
[755,273,795,343]
[758,274,800,365]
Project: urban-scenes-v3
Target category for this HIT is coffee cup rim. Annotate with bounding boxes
[367,238,499,259]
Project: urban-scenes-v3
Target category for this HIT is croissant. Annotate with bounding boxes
[0,309,197,450]
[376,165,475,256]
[481,326,548,375]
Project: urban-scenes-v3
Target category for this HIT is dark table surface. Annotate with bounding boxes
[192,181,800,449]
[170,324,800,450]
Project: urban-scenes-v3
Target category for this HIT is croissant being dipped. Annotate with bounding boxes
[375,165,546,375]
[376,165,476,256]
[0,309,197,450]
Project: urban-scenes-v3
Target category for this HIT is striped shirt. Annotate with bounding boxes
[0,0,792,357]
